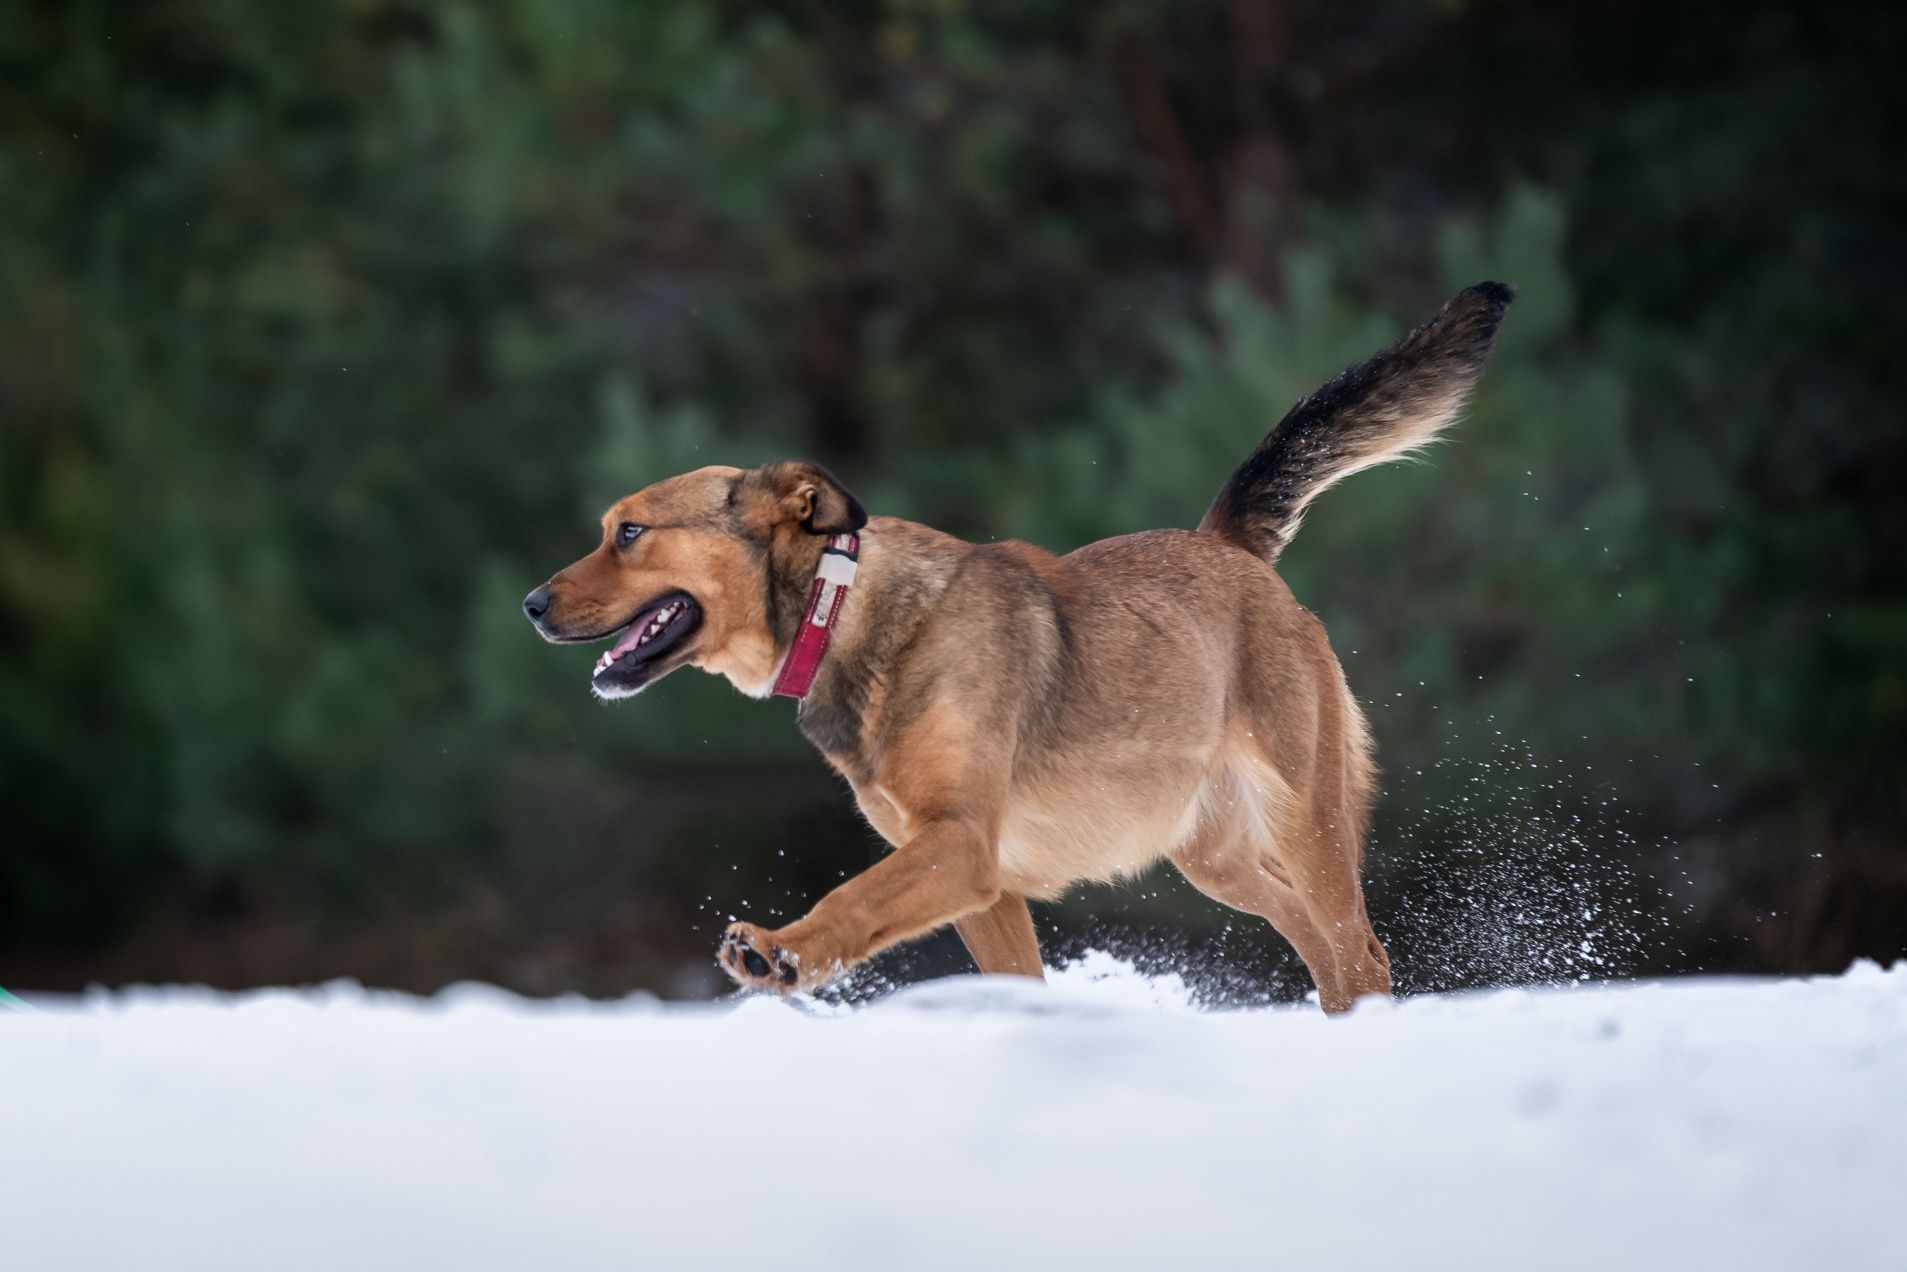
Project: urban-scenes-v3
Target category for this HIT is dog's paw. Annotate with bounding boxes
[719,922,801,993]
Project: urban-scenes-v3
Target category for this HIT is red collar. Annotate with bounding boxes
[770,532,860,699]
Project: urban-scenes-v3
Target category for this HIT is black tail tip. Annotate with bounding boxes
[1464,280,1517,319]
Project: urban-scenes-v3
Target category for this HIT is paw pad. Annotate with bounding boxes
[720,925,800,991]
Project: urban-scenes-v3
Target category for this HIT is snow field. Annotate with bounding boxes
[6,956,1903,1271]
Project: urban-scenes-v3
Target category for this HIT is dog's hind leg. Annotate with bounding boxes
[1170,754,1389,1013]
[954,892,1045,978]
[1275,808,1391,1013]
[1279,685,1392,1011]
[1170,817,1346,1010]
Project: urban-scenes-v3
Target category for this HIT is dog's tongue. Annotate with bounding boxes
[609,611,655,661]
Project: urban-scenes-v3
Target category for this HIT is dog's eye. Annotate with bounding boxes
[616,522,645,548]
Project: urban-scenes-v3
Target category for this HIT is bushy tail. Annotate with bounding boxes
[1199,281,1515,564]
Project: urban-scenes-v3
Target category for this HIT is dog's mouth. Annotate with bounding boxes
[589,592,702,691]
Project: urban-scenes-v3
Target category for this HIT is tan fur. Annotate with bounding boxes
[527,285,1513,1012]
[532,502,1388,1011]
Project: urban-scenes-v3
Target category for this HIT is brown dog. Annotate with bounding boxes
[525,282,1513,1012]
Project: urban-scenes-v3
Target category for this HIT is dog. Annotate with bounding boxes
[524,282,1513,1012]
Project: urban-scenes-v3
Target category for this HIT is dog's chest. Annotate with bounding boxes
[797,677,882,787]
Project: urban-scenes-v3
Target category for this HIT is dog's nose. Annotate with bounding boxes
[523,586,553,623]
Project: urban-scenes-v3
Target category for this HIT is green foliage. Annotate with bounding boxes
[1,0,1900,975]
[1011,179,1902,848]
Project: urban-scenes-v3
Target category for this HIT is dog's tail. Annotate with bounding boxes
[1198,281,1515,565]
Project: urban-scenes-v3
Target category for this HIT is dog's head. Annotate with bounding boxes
[523,461,866,700]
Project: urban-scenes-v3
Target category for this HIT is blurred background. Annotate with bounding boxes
[3,0,1902,1001]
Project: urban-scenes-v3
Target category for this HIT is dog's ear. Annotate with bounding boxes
[748,461,868,536]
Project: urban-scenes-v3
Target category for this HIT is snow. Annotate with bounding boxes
[8,957,1904,1271]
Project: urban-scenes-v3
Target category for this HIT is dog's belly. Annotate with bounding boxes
[995,749,1213,899]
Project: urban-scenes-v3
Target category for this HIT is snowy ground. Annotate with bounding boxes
[7,957,1903,1272]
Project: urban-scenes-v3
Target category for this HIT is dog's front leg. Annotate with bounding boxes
[719,815,1000,993]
